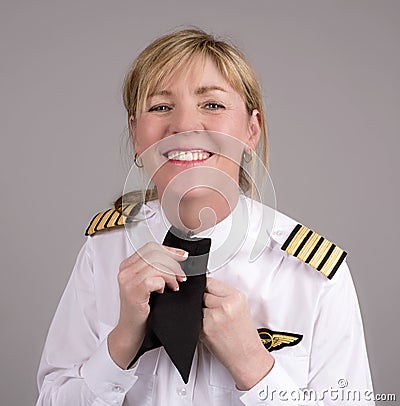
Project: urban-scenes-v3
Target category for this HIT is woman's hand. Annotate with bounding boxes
[108,242,188,369]
[200,277,275,390]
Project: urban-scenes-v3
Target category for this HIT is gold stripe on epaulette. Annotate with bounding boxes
[107,209,122,228]
[285,225,310,255]
[308,239,332,270]
[281,224,347,279]
[85,208,126,236]
[121,203,135,217]
[320,246,345,277]
[116,212,125,226]
[85,201,145,236]
[85,211,106,236]
[297,231,321,262]
[96,209,115,232]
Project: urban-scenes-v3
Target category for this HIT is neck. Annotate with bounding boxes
[160,188,240,235]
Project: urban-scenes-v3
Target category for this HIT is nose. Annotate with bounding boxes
[168,105,204,134]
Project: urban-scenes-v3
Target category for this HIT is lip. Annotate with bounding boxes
[162,147,212,154]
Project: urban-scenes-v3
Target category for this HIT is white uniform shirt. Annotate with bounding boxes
[37,197,374,405]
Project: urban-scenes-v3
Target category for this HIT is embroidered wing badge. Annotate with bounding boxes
[281,224,347,279]
[258,328,302,352]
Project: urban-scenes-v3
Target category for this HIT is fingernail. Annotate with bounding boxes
[166,247,188,258]
[175,286,180,291]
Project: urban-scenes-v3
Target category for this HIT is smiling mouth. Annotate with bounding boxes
[163,150,213,162]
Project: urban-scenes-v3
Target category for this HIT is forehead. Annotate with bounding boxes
[149,55,236,96]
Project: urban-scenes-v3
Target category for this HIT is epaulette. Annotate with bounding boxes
[85,204,139,236]
[281,224,347,279]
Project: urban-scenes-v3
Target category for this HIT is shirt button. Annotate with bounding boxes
[177,387,187,396]
[274,230,282,236]
[112,385,124,393]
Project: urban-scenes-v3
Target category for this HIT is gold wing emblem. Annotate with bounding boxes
[258,328,302,352]
[271,333,300,348]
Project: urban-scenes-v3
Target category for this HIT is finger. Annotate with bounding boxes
[146,253,187,280]
[120,259,182,293]
[131,262,181,292]
[203,292,224,309]
[121,241,186,268]
[123,275,167,302]
[139,241,188,262]
[205,277,234,297]
[121,242,161,268]
[202,307,221,324]
[121,245,187,281]
[151,262,182,291]
[202,307,211,320]
[139,244,188,279]
[142,275,167,294]
[162,245,189,261]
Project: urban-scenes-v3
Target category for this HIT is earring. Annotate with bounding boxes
[134,153,144,168]
[243,148,253,163]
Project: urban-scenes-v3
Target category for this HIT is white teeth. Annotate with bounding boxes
[167,150,210,161]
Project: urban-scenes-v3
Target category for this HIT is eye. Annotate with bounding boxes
[204,102,225,110]
[148,105,171,112]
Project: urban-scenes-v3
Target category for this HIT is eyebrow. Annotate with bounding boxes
[150,85,227,98]
[195,86,228,95]
[150,89,172,97]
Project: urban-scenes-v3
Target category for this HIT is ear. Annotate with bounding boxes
[128,115,139,152]
[247,109,261,151]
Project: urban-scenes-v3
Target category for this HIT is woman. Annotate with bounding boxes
[37,29,374,405]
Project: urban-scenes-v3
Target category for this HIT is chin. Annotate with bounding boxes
[181,186,218,201]
[160,184,217,202]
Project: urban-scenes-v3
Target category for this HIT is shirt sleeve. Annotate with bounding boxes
[239,261,375,406]
[36,238,138,406]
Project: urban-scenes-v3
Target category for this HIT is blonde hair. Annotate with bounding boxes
[117,28,268,211]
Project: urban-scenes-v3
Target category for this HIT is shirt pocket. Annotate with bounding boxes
[125,375,156,406]
[274,354,310,389]
[125,350,159,406]
[209,353,310,405]
[98,322,157,405]
[208,357,243,405]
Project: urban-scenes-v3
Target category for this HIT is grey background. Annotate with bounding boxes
[1,1,399,404]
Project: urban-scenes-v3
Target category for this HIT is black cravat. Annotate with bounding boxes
[128,227,211,383]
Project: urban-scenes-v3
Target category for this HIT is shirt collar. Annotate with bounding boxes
[138,196,297,271]
[147,196,259,271]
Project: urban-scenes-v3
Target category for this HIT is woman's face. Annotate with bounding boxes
[130,55,260,200]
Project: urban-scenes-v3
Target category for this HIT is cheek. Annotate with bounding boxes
[134,119,163,154]
[214,113,250,141]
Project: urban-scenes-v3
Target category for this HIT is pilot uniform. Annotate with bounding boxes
[37,196,374,405]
